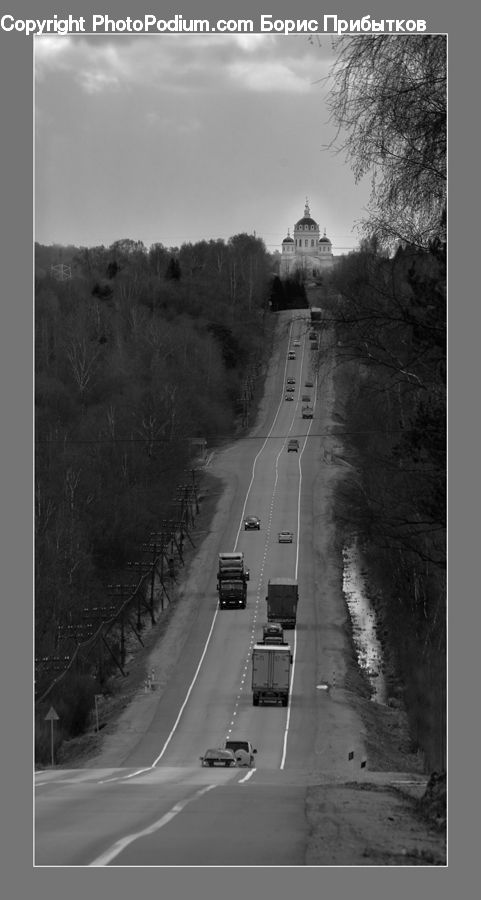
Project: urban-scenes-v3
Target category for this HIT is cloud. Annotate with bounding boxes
[232,34,275,53]
[35,34,331,97]
[35,35,74,78]
[227,59,312,93]
[146,111,201,135]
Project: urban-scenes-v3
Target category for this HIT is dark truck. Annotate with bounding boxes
[266,578,299,629]
[217,552,249,609]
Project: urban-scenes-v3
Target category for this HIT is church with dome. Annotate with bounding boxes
[280,199,335,279]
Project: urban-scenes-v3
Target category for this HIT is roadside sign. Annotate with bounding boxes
[45,706,59,765]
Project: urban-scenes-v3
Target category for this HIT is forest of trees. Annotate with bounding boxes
[35,233,276,753]
[319,34,446,770]
[35,34,446,771]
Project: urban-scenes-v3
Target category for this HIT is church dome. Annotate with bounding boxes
[295,217,317,229]
[282,234,294,243]
[319,235,330,243]
[294,200,319,230]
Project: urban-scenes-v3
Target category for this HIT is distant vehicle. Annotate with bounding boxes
[302,406,313,419]
[278,531,294,543]
[309,332,317,341]
[301,394,310,402]
[286,386,295,392]
[305,380,313,387]
[285,395,294,401]
[288,352,296,360]
[292,340,300,347]
[287,439,299,452]
[223,739,257,767]
[244,516,260,530]
[200,748,237,767]
[287,377,296,384]
[261,622,285,644]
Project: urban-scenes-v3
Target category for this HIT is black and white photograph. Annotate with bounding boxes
[30,23,446,867]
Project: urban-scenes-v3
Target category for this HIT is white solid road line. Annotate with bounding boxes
[88,784,218,866]
[120,316,311,777]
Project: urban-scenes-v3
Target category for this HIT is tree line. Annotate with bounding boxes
[319,34,446,770]
[35,233,274,750]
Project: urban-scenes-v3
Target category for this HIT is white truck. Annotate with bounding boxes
[251,643,292,707]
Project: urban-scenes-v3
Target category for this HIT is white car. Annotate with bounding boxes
[278,531,294,543]
[224,739,257,767]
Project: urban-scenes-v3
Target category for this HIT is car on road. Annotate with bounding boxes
[286,377,296,384]
[262,622,285,643]
[302,407,313,419]
[224,739,257,767]
[305,380,313,387]
[286,386,295,392]
[309,332,317,340]
[287,439,299,452]
[302,394,311,402]
[278,531,294,543]
[285,394,294,401]
[292,340,300,347]
[200,748,237,767]
[244,516,260,530]
[288,352,296,360]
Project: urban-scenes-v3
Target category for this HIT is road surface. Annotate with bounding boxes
[35,311,389,866]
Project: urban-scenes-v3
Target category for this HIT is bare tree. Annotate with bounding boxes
[325,35,446,249]
[66,338,100,396]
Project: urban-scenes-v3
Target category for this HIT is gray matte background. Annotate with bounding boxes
[0,0,465,887]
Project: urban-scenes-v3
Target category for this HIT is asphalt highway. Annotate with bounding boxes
[35,310,365,866]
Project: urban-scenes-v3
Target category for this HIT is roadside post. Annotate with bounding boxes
[45,706,59,767]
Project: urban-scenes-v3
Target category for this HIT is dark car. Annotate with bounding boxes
[286,377,296,384]
[305,380,314,387]
[200,748,237,767]
[244,516,260,530]
[287,439,299,452]
[286,386,295,392]
[285,395,294,401]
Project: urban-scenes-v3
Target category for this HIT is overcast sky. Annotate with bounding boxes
[34,33,371,255]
